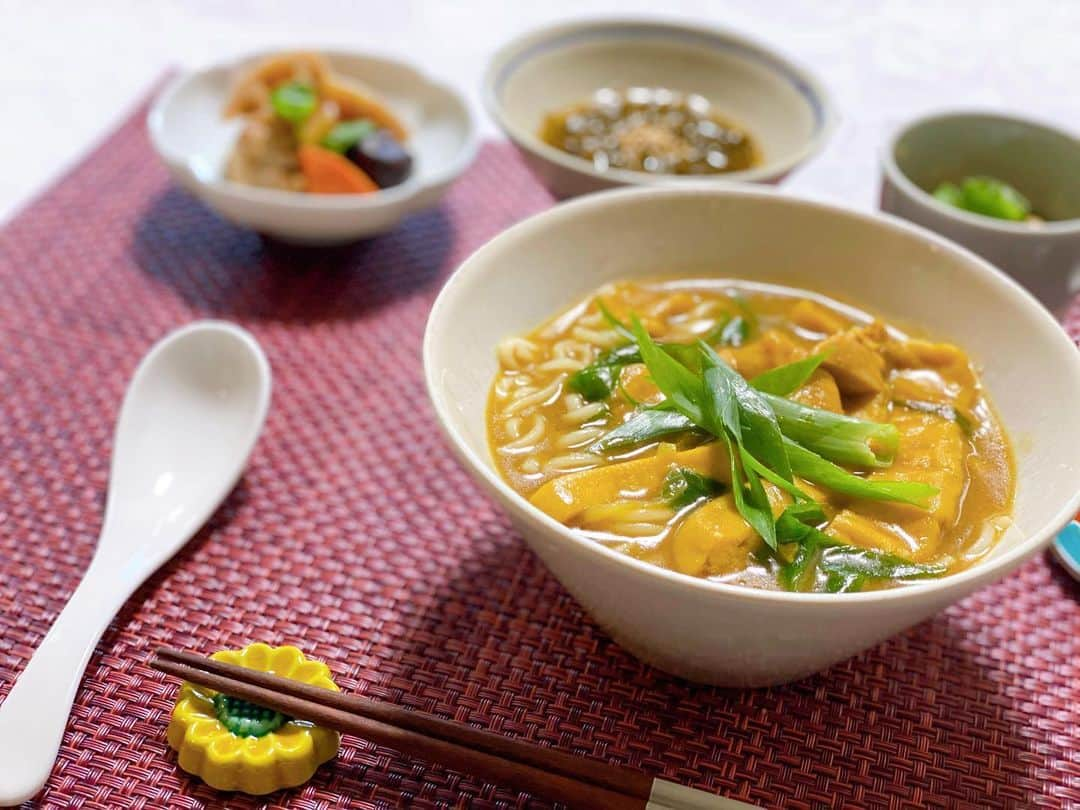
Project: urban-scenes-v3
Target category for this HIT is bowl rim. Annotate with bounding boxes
[481,15,838,186]
[881,108,1080,235]
[424,183,1080,605]
[147,46,479,210]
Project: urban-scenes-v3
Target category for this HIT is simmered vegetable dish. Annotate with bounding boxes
[488,281,1015,593]
[223,52,412,194]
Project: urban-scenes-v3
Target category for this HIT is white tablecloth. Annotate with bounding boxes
[4,0,1076,222]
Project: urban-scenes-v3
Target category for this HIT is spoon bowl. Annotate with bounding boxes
[0,321,270,805]
[101,322,271,572]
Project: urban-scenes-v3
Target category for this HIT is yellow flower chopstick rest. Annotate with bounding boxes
[166,643,340,794]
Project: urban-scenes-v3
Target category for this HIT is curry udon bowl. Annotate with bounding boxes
[423,187,1080,687]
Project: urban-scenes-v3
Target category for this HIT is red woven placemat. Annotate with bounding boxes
[1,91,1078,810]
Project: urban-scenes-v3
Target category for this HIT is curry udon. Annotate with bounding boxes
[487,280,1014,593]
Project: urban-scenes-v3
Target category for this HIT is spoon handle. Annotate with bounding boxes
[0,563,130,806]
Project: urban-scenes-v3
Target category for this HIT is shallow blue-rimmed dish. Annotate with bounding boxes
[482,18,837,199]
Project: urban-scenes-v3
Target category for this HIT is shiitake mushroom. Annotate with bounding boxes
[345,130,413,189]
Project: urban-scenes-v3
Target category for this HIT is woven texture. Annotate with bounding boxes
[1,94,1078,810]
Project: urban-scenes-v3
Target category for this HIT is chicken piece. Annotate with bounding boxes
[827,409,966,561]
[815,323,888,396]
[530,443,730,523]
[789,299,849,336]
[791,369,843,413]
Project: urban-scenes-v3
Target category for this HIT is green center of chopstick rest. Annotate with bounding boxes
[213,693,288,737]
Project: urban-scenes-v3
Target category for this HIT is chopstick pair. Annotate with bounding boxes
[151,648,758,809]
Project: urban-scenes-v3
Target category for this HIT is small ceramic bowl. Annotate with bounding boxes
[483,18,836,199]
[148,49,478,245]
[424,186,1080,687]
[880,111,1080,313]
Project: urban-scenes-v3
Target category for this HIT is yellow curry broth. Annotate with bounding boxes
[487,280,1015,591]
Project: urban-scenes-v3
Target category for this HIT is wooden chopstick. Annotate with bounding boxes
[155,646,655,798]
[152,648,649,809]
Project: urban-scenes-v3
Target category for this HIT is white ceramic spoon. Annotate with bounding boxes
[0,321,271,806]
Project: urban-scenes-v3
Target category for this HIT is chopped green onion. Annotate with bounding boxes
[630,317,707,425]
[732,296,759,340]
[704,314,751,348]
[596,299,635,341]
[567,343,641,401]
[699,364,778,549]
[825,570,866,593]
[750,353,828,396]
[817,544,949,581]
[570,303,710,402]
[720,316,750,347]
[568,363,621,401]
[700,345,792,482]
[741,451,814,503]
[721,431,777,550]
[591,408,699,453]
[777,506,947,592]
[764,393,899,468]
[775,504,822,542]
[270,82,317,123]
[777,522,821,591]
[321,118,377,153]
[784,438,938,507]
[662,467,725,508]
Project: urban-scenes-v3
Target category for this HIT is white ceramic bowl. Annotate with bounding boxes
[880,111,1080,314]
[148,49,478,244]
[424,186,1080,687]
[483,18,836,199]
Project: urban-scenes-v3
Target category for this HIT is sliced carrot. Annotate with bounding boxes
[297,144,379,194]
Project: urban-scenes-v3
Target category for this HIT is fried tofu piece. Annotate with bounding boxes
[530,443,730,523]
[885,339,978,411]
[667,495,762,576]
[727,329,804,379]
[827,409,966,561]
[791,369,843,413]
[667,477,829,576]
